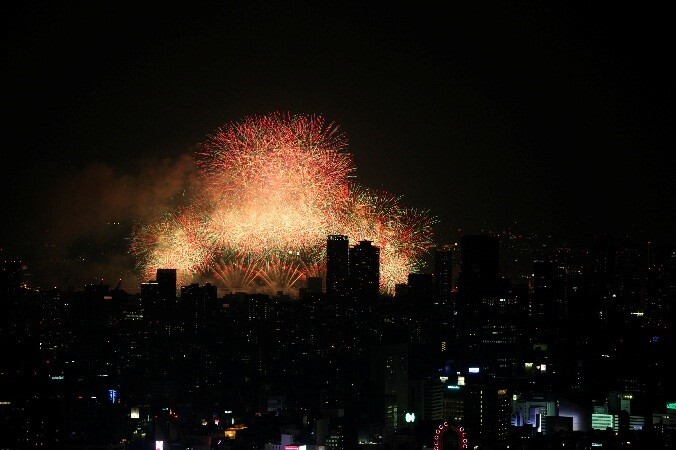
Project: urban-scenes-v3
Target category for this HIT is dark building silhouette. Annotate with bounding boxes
[180,282,218,335]
[458,235,500,298]
[326,235,350,300]
[434,245,454,304]
[407,272,434,308]
[533,260,569,324]
[349,240,380,302]
[463,375,511,448]
[367,342,408,445]
[141,280,161,323]
[457,234,501,322]
[457,235,502,363]
[156,268,177,303]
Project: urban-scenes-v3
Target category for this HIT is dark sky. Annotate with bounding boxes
[1,1,674,286]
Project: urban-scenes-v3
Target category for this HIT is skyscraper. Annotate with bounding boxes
[407,272,435,307]
[326,235,349,300]
[457,235,501,358]
[180,282,218,335]
[349,240,380,302]
[156,268,177,303]
[368,342,409,444]
[458,235,500,299]
[434,245,454,303]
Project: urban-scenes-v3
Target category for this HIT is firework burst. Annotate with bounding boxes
[131,112,435,295]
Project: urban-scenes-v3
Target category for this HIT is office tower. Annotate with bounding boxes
[457,235,501,360]
[477,297,521,377]
[326,235,350,300]
[180,282,218,335]
[408,378,444,421]
[155,269,179,337]
[141,280,161,323]
[407,272,434,307]
[533,260,569,324]
[156,268,177,303]
[458,235,500,298]
[349,240,380,302]
[434,245,454,303]
[368,342,409,444]
[463,377,510,448]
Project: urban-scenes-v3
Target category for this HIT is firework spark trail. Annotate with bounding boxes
[131,209,213,286]
[132,112,435,295]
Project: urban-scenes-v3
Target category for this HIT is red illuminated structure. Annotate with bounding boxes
[433,421,468,450]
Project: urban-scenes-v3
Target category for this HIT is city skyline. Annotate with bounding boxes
[2,217,674,448]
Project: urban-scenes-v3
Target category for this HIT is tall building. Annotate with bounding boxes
[463,377,511,448]
[349,240,380,302]
[180,282,218,335]
[368,342,409,444]
[458,235,500,298]
[326,235,350,300]
[408,378,444,421]
[156,268,177,303]
[434,245,454,304]
[140,280,159,325]
[407,272,434,307]
[457,235,502,361]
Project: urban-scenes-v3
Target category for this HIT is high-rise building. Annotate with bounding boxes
[140,280,161,323]
[434,245,454,303]
[156,268,177,303]
[326,235,349,300]
[533,260,569,324]
[408,378,444,421]
[180,282,218,335]
[368,342,409,444]
[463,377,510,448]
[349,240,380,302]
[458,235,500,298]
[457,235,501,354]
[407,272,434,307]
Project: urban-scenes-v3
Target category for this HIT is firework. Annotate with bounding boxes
[131,112,435,295]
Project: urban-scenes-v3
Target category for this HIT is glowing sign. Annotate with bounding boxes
[447,385,460,390]
[108,389,117,403]
[667,402,676,410]
[468,367,480,374]
[406,412,415,423]
[155,441,164,450]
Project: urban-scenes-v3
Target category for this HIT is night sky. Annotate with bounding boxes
[1,1,674,288]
